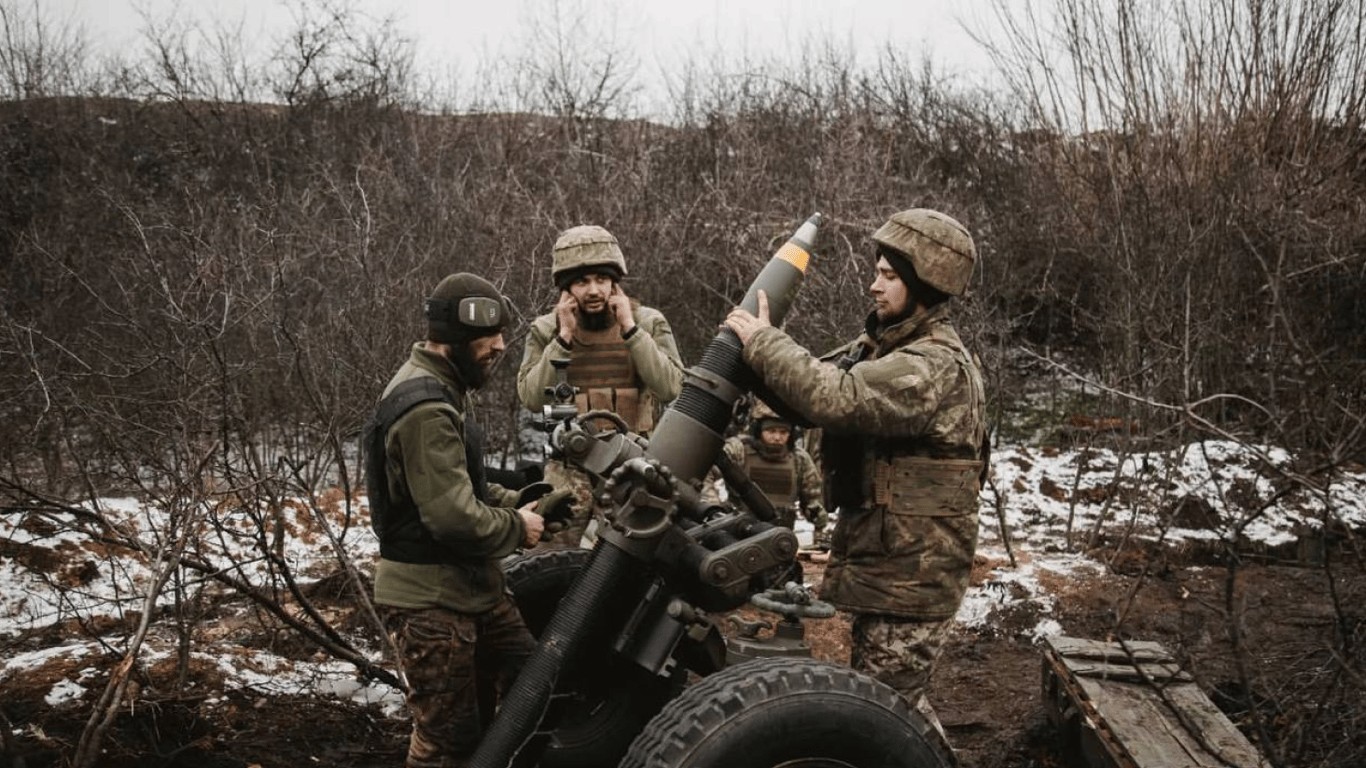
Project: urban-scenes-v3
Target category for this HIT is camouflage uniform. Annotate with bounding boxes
[382,600,536,768]
[518,226,685,548]
[519,302,683,547]
[367,275,537,768]
[743,301,985,725]
[851,615,955,743]
[706,434,827,533]
[738,207,987,748]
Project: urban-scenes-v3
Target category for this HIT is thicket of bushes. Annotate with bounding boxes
[0,2,1362,765]
[3,0,1363,500]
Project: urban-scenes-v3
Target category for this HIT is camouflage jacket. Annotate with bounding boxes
[705,435,826,529]
[372,343,525,615]
[742,304,987,620]
[516,301,685,431]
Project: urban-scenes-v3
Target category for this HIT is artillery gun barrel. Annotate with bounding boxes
[469,213,822,768]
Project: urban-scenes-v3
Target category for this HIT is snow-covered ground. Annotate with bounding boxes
[4,439,1364,718]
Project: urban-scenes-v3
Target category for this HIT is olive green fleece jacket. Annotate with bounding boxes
[516,301,685,410]
[372,343,525,614]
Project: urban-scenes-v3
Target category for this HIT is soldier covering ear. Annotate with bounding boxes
[517,224,686,547]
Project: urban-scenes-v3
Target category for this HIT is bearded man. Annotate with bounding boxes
[517,225,684,547]
[365,272,548,768]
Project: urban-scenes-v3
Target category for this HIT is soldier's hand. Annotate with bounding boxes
[518,504,545,548]
[537,489,576,525]
[724,290,772,345]
[556,290,578,345]
[608,284,635,333]
[811,506,830,530]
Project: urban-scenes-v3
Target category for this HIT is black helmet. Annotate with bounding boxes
[424,273,511,344]
[748,399,795,447]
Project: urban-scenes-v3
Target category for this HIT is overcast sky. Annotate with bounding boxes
[45,0,1006,108]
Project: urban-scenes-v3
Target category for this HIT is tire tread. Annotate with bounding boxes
[622,657,952,768]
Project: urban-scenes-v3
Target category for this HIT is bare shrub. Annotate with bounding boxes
[1,1,1364,765]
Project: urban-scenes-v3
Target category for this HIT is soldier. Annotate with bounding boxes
[365,273,555,768]
[517,224,685,547]
[724,209,988,753]
[706,399,829,542]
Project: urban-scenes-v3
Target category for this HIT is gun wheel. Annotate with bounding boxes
[621,657,955,768]
[504,547,684,768]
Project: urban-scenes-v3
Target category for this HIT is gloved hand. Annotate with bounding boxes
[535,488,577,539]
[514,482,555,508]
[809,506,832,551]
[812,527,832,551]
[810,506,830,531]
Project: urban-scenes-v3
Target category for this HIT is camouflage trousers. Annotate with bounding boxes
[850,613,955,750]
[382,597,537,768]
[539,459,599,549]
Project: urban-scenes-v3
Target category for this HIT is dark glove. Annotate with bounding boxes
[536,488,577,539]
[812,527,832,551]
[515,482,555,508]
[809,506,830,530]
[809,505,832,551]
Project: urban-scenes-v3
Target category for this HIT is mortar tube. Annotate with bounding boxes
[468,543,638,768]
[648,213,822,483]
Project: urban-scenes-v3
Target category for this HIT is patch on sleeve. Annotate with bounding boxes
[881,372,923,392]
[857,356,927,391]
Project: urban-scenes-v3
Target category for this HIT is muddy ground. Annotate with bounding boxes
[3,541,1363,768]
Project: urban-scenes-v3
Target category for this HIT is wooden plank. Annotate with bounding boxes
[1062,658,1194,684]
[1048,635,1172,663]
[1077,676,1223,767]
[1044,636,1268,768]
[1042,650,1139,768]
[1163,684,1268,767]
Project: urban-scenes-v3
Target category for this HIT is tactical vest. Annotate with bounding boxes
[363,376,488,564]
[818,317,988,621]
[743,444,797,507]
[568,324,657,433]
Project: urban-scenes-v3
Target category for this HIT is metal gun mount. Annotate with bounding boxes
[726,581,837,666]
[551,416,799,607]
[750,580,837,622]
[539,357,579,430]
[471,213,843,768]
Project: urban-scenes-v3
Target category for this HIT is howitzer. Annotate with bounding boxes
[472,213,954,768]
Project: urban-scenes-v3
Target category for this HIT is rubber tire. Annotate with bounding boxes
[503,547,595,636]
[621,656,956,768]
[503,547,684,768]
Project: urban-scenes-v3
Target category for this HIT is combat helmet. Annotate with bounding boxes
[552,225,628,287]
[872,209,976,297]
[749,398,796,447]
